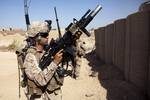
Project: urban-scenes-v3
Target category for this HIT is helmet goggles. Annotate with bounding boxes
[39,32,49,38]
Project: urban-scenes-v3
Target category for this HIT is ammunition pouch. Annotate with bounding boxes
[20,72,27,88]
[27,79,43,95]
[46,73,64,92]
[21,79,27,88]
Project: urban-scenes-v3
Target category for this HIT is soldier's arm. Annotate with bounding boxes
[24,53,58,86]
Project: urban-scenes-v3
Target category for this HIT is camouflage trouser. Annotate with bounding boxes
[26,89,62,100]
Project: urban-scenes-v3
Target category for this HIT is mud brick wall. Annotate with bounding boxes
[94,28,101,60]
[125,11,150,93]
[113,19,126,74]
[94,27,105,62]
[104,24,114,64]
[94,9,150,98]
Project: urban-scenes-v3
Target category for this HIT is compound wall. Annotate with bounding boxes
[94,9,150,98]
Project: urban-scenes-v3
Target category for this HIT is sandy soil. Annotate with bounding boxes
[0,52,106,100]
[0,31,146,100]
[0,50,147,100]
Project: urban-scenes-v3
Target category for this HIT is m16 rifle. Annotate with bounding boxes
[39,5,102,74]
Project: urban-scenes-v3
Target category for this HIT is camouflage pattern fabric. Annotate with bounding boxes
[27,21,50,37]
[23,47,63,100]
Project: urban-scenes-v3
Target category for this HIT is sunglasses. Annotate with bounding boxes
[39,32,49,38]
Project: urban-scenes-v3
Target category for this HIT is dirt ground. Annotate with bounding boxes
[0,52,107,100]
[0,50,147,100]
[0,32,146,100]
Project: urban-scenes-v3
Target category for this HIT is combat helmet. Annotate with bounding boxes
[27,20,52,37]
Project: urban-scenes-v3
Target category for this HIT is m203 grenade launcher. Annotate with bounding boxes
[39,5,102,71]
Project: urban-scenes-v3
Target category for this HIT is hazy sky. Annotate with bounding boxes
[0,0,147,30]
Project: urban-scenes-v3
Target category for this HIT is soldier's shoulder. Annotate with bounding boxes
[27,47,37,54]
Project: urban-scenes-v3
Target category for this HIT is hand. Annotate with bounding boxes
[53,49,63,65]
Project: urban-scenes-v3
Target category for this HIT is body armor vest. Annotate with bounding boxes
[26,47,64,95]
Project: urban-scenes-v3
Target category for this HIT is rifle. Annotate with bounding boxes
[16,0,31,98]
[54,7,62,39]
[24,0,30,30]
[39,5,102,73]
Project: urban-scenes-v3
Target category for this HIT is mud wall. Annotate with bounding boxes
[94,8,150,98]
[95,27,105,62]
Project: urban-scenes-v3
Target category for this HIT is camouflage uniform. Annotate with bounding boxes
[23,21,63,100]
[24,47,63,100]
[73,39,86,79]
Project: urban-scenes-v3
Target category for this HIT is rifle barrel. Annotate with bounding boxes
[81,9,91,19]
[90,5,102,18]
[54,7,62,39]
[24,0,30,30]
